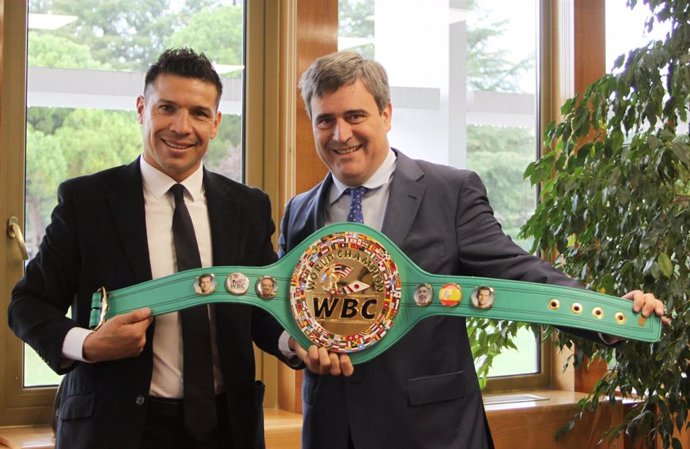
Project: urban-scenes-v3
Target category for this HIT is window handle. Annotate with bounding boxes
[7,217,29,261]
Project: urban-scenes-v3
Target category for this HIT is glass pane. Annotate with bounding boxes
[605,0,669,72]
[24,0,245,387]
[604,2,687,138]
[338,0,539,377]
[482,326,539,376]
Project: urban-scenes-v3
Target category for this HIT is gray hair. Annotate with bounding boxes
[298,52,391,118]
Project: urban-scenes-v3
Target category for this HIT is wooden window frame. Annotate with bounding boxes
[0,0,607,426]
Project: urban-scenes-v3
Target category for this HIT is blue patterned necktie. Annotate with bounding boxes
[345,186,368,223]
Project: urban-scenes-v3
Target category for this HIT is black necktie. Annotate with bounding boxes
[170,183,217,440]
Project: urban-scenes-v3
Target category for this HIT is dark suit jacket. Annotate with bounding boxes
[9,158,287,449]
[279,150,583,449]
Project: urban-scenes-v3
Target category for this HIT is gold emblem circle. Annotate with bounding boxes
[290,231,402,353]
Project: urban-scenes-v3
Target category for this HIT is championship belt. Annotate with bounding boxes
[90,223,661,364]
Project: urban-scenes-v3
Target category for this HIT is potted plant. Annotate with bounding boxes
[520,0,689,447]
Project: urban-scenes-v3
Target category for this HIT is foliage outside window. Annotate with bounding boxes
[26,0,244,255]
[24,0,245,387]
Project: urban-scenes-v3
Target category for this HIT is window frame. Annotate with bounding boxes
[0,0,609,427]
[0,0,279,425]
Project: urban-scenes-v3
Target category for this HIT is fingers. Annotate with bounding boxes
[116,308,153,325]
[339,354,354,377]
[84,309,151,362]
[624,290,670,324]
[303,345,355,376]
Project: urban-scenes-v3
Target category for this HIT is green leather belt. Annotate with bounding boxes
[90,223,661,364]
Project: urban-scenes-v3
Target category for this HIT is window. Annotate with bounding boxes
[22,0,245,389]
[1,0,279,425]
[604,0,687,137]
[605,0,668,71]
[338,0,541,382]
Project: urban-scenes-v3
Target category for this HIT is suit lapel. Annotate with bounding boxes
[203,170,239,265]
[381,151,426,247]
[287,175,331,250]
[107,158,152,283]
[311,175,331,231]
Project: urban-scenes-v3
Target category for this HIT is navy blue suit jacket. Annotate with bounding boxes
[279,150,583,449]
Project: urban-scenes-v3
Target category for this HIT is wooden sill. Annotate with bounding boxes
[0,408,302,449]
[485,389,624,449]
[0,391,621,449]
[263,408,302,449]
[0,426,53,449]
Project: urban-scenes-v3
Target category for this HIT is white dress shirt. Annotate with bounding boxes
[62,157,223,398]
[325,149,397,230]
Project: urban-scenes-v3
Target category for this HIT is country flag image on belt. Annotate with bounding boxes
[90,222,662,365]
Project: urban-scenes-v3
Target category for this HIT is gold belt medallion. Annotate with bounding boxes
[290,231,402,352]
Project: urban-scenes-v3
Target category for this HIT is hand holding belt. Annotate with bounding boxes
[90,223,662,365]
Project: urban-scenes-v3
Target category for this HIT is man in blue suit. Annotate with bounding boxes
[279,51,665,449]
[10,48,291,449]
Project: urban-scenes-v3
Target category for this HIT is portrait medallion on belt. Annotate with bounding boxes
[291,231,402,353]
[195,273,216,296]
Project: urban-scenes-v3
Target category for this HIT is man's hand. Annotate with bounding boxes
[624,290,671,325]
[83,308,153,362]
[289,337,354,376]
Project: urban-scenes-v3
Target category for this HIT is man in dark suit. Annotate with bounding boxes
[9,48,291,449]
[279,51,666,449]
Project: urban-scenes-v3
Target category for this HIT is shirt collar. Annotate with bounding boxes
[329,149,397,205]
[140,156,205,201]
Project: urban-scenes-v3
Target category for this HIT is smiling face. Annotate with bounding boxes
[199,275,213,293]
[310,80,392,186]
[477,288,491,306]
[137,73,222,182]
[260,278,274,295]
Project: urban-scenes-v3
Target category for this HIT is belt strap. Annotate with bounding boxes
[90,223,661,365]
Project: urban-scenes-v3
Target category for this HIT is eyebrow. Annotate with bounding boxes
[159,98,214,115]
[314,109,369,120]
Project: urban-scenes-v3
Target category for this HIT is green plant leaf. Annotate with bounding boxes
[658,253,674,278]
[671,142,690,166]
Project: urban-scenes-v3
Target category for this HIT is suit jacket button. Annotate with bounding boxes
[135,395,145,406]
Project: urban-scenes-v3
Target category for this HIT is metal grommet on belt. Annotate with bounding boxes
[615,312,626,324]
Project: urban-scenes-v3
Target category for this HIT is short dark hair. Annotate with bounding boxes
[144,48,223,105]
[298,51,390,119]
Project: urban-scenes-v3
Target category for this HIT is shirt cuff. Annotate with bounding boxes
[278,331,303,369]
[62,327,94,363]
[279,331,295,357]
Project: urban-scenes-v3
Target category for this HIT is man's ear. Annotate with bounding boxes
[382,102,392,132]
[210,111,223,139]
[136,96,145,125]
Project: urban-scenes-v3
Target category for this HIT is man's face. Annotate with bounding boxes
[199,276,213,293]
[310,79,392,186]
[260,279,274,295]
[137,73,222,182]
[418,287,429,302]
[478,289,490,305]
